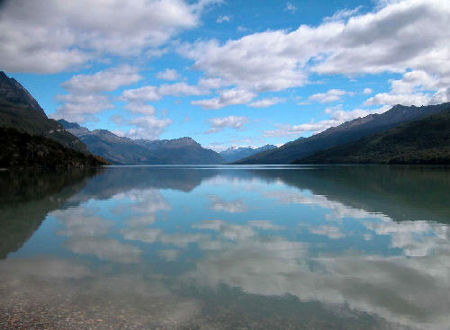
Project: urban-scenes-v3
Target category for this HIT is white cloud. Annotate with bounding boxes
[0,0,214,73]
[207,116,249,133]
[158,82,207,97]
[248,97,285,108]
[364,70,450,106]
[263,121,336,138]
[216,15,231,23]
[285,2,297,13]
[363,88,373,95]
[198,77,225,89]
[62,65,141,93]
[124,103,156,115]
[53,93,113,122]
[308,89,348,103]
[192,88,255,109]
[365,92,430,106]
[125,115,173,140]
[122,82,208,103]
[53,66,143,122]
[122,86,161,102]
[323,6,362,22]
[264,106,389,138]
[155,69,180,81]
[180,0,450,99]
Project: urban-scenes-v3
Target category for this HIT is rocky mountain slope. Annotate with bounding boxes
[295,110,450,164]
[59,120,225,165]
[220,145,276,163]
[237,103,450,164]
[0,71,89,154]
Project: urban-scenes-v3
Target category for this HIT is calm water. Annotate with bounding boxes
[0,165,449,329]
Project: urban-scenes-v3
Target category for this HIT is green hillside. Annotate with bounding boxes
[295,110,450,164]
[0,127,108,169]
[237,103,450,164]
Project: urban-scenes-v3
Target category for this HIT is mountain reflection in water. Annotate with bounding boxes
[0,165,449,329]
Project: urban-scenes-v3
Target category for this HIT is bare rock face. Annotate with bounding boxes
[0,71,47,117]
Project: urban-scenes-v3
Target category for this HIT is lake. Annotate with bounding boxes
[0,165,449,329]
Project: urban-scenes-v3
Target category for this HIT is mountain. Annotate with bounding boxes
[59,120,225,165]
[0,127,107,169]
[295,110,450,164]
[219,145,277,163]
[0,72,89,154]
[135,137,225,164]
[237,103,450,164]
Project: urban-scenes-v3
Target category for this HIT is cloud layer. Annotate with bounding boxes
[0,0,212,73]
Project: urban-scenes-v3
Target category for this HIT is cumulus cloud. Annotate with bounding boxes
[285,2,297,13]
[248,97,285,108]
[365,70,450,106]
[155,69,180,81]
[122,82,208,103]
[308,89,348,103]
[62,65,142,93]
[180,0,450,101]
[53,66,142,122]
[207,116,249,133]
[264,106,388,138]
[53,93,113,123]
[363,88,373,95]
[323,6,362,22]
[0,0,216,73]
[121,115,173,140]
[192,88,255,109]
[216,15,231,23]
[124,103,156,115]
[365,92,430,106]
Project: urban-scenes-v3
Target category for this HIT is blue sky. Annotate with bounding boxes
[2,0,449,150]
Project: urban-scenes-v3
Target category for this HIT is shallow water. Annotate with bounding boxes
[0,165,449,329]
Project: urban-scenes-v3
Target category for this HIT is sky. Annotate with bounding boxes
[1,0,449,150]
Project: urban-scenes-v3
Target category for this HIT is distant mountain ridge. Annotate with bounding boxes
[295,110,450,164]
[59,120,225,165]
[237,103,450,164]
[220,145,276,163]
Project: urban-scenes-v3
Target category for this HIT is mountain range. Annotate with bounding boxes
[0,72,107,169]
[1,70,449,166]
[219,145,276,163]
[237,103,450,164]
[296,109,450,164]
[58,120,225,165]
[0,72,89,154]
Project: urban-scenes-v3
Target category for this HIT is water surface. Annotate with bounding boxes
[0,165,449,329]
